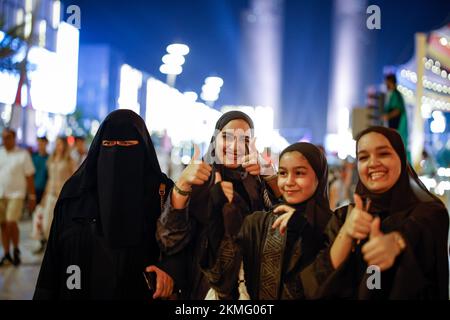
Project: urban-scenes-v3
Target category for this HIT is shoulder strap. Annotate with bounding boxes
[159,183,166,211]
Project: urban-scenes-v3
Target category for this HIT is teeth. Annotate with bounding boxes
[370,172,385,180]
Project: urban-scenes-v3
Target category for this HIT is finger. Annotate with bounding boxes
[243,163,259,172]
[354,224,371,235]
[353,232,369,240]
[360,211,374,223]
[200,162,212,172]
[354,193,363,210]
[366,254,386,268]
[161,274,171,298]
[365,198,372,212]
[364,249,384,263]
[247,168,260,176]
[191,178,208,185]
[193,171,209,182]
[272,216,283,229]
[241,155,258,166]
[146,265,156,272]
[273,205,292,215]
[215,172,222,184]
[199,167,212,177]
[191,143,202,164]
[354,217,372,230]
[361,239,380,255]
[249,137,257,154]
[370,216,383,239]
[153,273,164,299]
[280,219,288,235]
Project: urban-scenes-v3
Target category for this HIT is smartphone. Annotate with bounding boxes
[143,271,157,292]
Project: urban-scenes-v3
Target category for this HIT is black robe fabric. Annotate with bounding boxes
[33,110,182,300]
[156,111,276,299]
[316,126,449,300]
[200,142,333,300]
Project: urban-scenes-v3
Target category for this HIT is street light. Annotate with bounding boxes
[201,76,223,107]
[160,43,189,87]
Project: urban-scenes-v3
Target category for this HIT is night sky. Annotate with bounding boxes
[62,0,450,143]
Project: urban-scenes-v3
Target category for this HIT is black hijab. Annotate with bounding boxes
[192,111,262,223]
[355,126,444,215]
[278,142,332,232]
[59,109,172,248]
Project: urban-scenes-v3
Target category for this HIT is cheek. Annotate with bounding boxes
[358,163,369,181]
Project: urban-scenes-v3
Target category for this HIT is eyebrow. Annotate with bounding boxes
[357,146,391,155]
[279,166,308,170]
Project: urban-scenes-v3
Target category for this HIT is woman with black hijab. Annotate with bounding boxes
[33,109,180,300]
[316,126,449,299]
[200,142,332,299]
[156,111,279,299]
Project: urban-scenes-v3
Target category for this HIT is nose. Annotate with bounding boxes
[286,173,296,186]
[367,155,381,168]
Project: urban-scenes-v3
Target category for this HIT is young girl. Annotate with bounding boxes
[200,142,332,299]
[318,126,448,299]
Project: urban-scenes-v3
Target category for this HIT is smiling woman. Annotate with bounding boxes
[316,126,449,300]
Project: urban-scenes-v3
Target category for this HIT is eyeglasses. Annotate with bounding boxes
[101,140,139,147]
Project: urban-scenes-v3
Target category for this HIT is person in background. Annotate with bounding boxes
[71,135,88,169]
[382,73,410,162]
[32,136,49,206]
[32,136,75,253]
[0,128,36,266]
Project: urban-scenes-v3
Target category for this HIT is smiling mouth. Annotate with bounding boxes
[369,171,387,181]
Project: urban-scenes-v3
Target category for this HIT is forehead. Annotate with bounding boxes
[2,130,14,137]
[280,151,312,169]
[358,132,393,152]
[221,119,251,132]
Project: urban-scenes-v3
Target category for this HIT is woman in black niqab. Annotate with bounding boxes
[33,109,178,300]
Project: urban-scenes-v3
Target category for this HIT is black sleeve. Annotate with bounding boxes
[33,202,62,300]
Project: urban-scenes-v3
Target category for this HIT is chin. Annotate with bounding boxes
[366,182,392,194]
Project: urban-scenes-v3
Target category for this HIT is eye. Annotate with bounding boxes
[358,155,368,161]
[278,171,287,177]
[102,140,116,147]
[296,170,306,176]
[117,140,139,147]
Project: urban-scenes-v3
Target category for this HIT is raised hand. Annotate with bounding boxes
[343,194,373,240]
[241,137,260,176]
[361,217,405,271]
[272,204,297,235]
[215,171,233,203]
[177,144,212,189]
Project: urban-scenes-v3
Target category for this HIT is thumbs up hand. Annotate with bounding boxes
[342,194,373,240]
[177,144,212,191]
[215,172,234,203]
[362,217,405,271]
[241,137,260,176]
